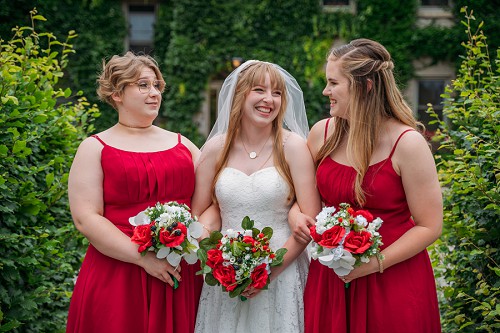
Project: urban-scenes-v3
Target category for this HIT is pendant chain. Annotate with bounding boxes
[241,134,271,159]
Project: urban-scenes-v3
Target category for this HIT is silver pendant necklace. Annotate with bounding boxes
[241,134,271,159]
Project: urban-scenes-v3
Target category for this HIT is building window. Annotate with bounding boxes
[417,79,445,137]
[322,0,355,13]
[323,0,350,4]
[421,0,449,6]
[128,4,156,54]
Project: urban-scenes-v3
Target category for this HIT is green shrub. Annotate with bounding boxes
[0,10,98,332]
[429,8,499,332]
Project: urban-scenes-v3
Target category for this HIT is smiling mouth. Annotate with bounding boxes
[256,106,271,114]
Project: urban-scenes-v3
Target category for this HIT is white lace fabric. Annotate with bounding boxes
[195,167,309,333]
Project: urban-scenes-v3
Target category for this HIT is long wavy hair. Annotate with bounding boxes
[316,38,423,206]
[211,62,295,202]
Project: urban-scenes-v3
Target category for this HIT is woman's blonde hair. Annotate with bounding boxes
[211,62,295,202]
[316,38,423,206]
[96,51,164,110]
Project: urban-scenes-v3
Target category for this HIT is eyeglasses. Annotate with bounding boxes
[129,79,166,94]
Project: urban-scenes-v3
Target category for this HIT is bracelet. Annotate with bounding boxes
[376,255,384,274]
[201,224,211,234]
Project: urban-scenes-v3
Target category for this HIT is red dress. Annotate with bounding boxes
[66,134,203,333]
[304,124,441,333]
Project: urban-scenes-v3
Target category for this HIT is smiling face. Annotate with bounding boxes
[113,67,162,121]
[323,59,351,120]
[241,72,282,128]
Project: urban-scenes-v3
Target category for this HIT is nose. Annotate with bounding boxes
[262,90,273,103]
[322,86,330,96]
[149,86,161,96]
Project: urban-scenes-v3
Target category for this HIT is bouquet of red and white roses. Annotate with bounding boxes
[309,203,384,278]
[129,201,203,287]
[197,216,287,300]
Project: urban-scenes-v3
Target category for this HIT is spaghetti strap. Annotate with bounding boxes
[91,134,107,147]
[388,129,415,158]
[177,133,182,143]
[324,118,331,143]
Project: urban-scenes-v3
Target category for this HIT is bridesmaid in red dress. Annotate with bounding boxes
[296,39,442,332]
[66,52,203,333]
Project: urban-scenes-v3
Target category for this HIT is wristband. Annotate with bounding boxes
[377,255,384,273]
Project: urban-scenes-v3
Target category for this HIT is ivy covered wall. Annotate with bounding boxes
[155,0,495,146]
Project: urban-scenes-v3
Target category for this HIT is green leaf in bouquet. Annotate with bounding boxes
[205,273,219,286]
[270,248,288,266]
[196,263,212,275]
[252,228,260,237]
[231,241,243,256]
[241,216,254,230]
[229,278,252,298]
[252,250,262,258]
[197,248,208,263]
[209,230,223,243]
[198,238,214,251]
[261,226,273,239]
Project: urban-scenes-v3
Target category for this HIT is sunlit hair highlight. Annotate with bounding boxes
[316,38,424,206]
[211,61,295,202]
[97,51,164,110]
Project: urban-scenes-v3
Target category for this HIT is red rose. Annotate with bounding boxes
[355,210,373,222]
[309,225,323,243]
[131,223,154,252]
[318,225,346,248]
[159,223,187,247]
[250,263,269,289]
[343,230,373,254]
[206,249,224,268]
[242,236,256,245]
[213,265,237,291]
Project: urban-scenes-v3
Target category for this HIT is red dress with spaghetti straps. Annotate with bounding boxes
[304,120,441,333]
[66,134,203,333]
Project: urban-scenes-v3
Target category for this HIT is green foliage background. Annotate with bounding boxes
[429,8,500,332]
[0,11,99,332]
[0,1,499,331]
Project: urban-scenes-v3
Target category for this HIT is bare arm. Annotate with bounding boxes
[192,137,223,233]
[270,133,322,280]
[344,131,443,281]
[197,203,221,240]
[68,137,181,286]
[181,135,201,166]
[288,119,329,243]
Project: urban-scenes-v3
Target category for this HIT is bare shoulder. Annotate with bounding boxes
[202,134,225,155]
[196,134,225,168]
[283,130,313,161]
[391,127,435,172]
[179,133,200,154]
[308,118,331,155]
[76,135,105,154]
[394,128,430,155]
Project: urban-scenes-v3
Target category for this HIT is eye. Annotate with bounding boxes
[137,81,150,89]
[153,81,164,91]
[272,91,282,97]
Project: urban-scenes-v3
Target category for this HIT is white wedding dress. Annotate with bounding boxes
[195,167,309,333]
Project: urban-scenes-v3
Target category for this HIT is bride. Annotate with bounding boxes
[192,60,320,333]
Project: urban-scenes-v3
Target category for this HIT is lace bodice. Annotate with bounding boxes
[215,167,292,248]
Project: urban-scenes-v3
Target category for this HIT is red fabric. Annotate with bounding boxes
[304,130,441,333]
[67,135,203,333]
